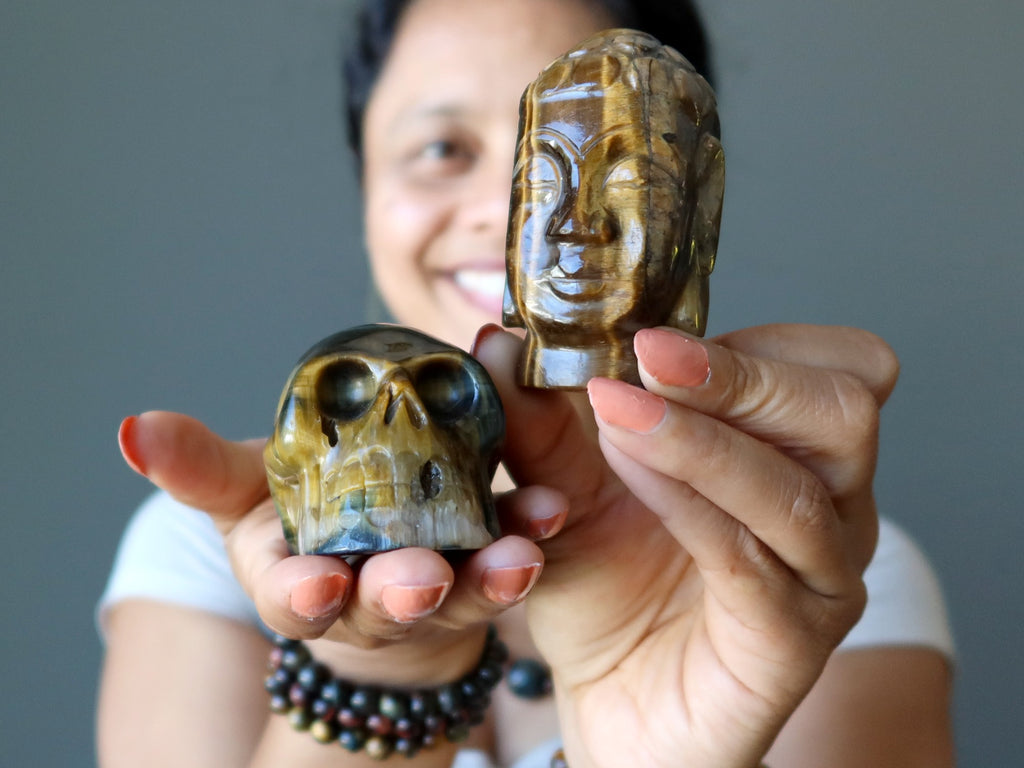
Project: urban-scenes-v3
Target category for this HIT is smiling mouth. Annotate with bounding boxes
[545,276,605,301]
[450,267,506,314]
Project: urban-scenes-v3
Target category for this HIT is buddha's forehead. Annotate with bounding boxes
[523,29,705,157]
[297,325,456,367]
[528,90,646,156]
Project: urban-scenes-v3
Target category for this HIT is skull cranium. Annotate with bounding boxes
[264,325,504,555]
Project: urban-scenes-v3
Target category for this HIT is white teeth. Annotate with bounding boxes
[453,269,506,299]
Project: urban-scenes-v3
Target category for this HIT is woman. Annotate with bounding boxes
[97,1,955,766]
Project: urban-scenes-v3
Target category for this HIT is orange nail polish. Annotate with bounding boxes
[470,323,505,356]
[634,328,710,387]
[482,564,541,605]
[380,583,449,623]
[526,508,567,540]
[587,378,667,433]
[290,573,349,619]
[118,416,147,475]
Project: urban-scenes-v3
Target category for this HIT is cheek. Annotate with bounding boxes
[365,185,440,274]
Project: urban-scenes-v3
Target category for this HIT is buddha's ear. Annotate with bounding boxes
[668,132,725,336]
[502,276,524,328]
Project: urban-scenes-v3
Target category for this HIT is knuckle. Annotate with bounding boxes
[783,471,834,539]
[689,418,738,475]
[831,373,880,452]
[716,351,771,419]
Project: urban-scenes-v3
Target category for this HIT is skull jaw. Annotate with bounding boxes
[286,482,500,555]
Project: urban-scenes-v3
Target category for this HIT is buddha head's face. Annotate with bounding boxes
[504,29,724,347]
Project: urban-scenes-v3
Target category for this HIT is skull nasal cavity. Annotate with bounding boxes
[384,389,427,429]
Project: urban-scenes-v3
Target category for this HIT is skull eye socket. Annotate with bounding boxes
[316,360,378,422]
[414,360,476,423]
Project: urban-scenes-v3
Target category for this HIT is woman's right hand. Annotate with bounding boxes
[117,411,566,683]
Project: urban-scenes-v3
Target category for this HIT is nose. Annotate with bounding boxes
[549,189,615,244]
[382,374,428,429]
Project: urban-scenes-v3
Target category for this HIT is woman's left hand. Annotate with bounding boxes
[472,323,899,768]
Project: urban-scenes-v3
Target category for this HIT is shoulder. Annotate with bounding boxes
[839,517,955,658]
[97,491,260,636]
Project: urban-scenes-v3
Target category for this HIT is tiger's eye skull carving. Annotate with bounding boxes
[264,325,504,555]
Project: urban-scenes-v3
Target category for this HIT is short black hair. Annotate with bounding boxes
[342,0,713,162]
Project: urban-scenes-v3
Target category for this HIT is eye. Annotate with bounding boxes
[514,154,560,206]
[316,360,378,422]
[605,159,646,190]
[414,360,476,423]
[406,134,477,181]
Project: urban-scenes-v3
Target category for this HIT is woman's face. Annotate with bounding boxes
[361,0,614,351]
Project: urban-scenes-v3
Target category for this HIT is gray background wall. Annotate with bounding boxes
[2,0,1021,764]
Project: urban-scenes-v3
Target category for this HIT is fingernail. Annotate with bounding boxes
[470,323,505,356]
[380,583,450,623]
[587,378,667,433]
[634,328,710,387]
[290,573,349,619]
[526,508,568,540]
[118,416,147,475]
[482,563,542,605]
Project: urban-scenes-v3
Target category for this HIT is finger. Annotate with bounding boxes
[587,377,863,595]
[599,438,865,648]
[335,548,457,640]
[118,411,268,530]
[633,328,880,498]
[471,325,618,518]
[435,535,544,626]
[222,499,355,639]
[495,485,570,540]
[711,323,900,405]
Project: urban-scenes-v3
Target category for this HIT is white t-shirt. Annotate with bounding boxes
[99,492,955,768]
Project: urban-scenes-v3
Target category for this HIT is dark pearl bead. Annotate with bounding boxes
[366,713,393,736]
[349,687,379,715]
[288,706,313,731]
[507,658,552,700]
[319,679,349,706]
[378,691,408,720]
[408,691,438,718]
[289,683,310,707]
[422,714,445,735]
[364,735,394,760]
[336,708,365,729]
[394,737,419,757]
[393,717,419,739]
[267,694,290,715]
[264,668,291,696]
[297,662,328,691]
[311,699,336,722]
[310,720,338,744]
[267,646,284,669]
[280,645,311,671]
[338,727,367,752]
[436,683,463,714]
[445,721,471,743]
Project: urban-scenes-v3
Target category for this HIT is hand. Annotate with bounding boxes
[117,410,567,681]
[472,323,898,768]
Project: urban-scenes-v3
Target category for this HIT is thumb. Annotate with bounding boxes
[470,326,617,524]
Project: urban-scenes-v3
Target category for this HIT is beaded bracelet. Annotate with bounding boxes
[265,626,507,759]
[549,748,769,767]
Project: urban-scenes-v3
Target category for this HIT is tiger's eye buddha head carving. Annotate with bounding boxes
[504,29,725,389]
[264,325,504,555]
